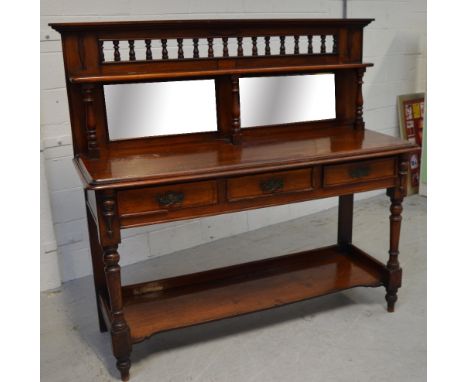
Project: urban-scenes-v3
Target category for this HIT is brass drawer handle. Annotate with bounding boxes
[348,166,371,179]
[260,178,284,193]
[157,191,185,207]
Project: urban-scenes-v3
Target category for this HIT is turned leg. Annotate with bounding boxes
[385,158,408,312]
[97,191,132,381]
[385,192,403,312]
[103,245,132,381]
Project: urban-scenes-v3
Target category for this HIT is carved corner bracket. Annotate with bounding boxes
[102,197,116,239]
[96,191,121,248]
[398,158,409,197]
[96,190,121,246]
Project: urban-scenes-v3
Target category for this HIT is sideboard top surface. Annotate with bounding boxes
[78,127,416,189]
[50,18,374,32]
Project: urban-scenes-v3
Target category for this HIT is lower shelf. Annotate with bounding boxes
[119,244,387,343]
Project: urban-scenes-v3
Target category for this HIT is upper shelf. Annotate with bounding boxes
[50,18,374,84]
[70,63,374,84]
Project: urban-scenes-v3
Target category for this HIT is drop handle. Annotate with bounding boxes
[260,178,284,193]
[157,191,185,207]
[348,166,371,179]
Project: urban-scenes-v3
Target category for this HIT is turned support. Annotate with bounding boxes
[354,68,366,130]
[385,157,409,312]
[82,84,100,158]
[231,75,241,145]
[97,191,132,381]
[103,245,132,381]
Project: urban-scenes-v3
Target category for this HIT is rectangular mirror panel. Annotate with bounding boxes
[239,74,336,128]
[105,79,217,141]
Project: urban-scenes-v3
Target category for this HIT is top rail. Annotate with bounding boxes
[50,19,374,32]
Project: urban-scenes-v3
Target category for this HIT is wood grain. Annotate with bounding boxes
[78,128,414,189]
[323,157,396,187]
[227,168,313,201]
[120,245,385,342]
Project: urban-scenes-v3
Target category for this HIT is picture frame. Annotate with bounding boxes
[397,93,425,195]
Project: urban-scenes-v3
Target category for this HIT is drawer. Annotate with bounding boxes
[323,158,396,187]
[118,181,218,216]
[227,168,313,202]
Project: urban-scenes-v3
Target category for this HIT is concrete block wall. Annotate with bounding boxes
[40,0,426,289]
[40,150,62,290]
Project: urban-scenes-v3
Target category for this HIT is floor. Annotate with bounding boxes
[41,194,426,382]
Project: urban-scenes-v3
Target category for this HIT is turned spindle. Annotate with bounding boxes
[294,36,300,54]
[222,37,229,57]
[113,40,121,62]
[354,68,366,130]
[252,36,258,56]
[307,35,313,54]
[332,35,338,54]
[265,36,271,55]
[99,40,105,62]
[161,39,168,59]
[237,37,243,56]
[207,37,214,58]
[193,38,199,58]
[320,35,326,53]
[280,36,286,55]
[177,38,184,59]
[82,84,99,158]
[231,76,241,145]
[145,39,152,60]
[128,40,135,61]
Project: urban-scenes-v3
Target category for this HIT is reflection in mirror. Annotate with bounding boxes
[104,79,217,140]
[239,74,336,128]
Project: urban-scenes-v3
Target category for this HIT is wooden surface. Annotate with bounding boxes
[78,127,415,189]
[226,168,313,201]
[323,157,396,187]
[118,180,218,215]
[69,63,373,84]
[50,18,376,159]
[120,244,385,343]
[50,18,374,31]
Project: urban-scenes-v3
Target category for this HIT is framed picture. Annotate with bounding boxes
[397,93,425,195]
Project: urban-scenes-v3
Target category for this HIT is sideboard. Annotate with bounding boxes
[50,18,419,381]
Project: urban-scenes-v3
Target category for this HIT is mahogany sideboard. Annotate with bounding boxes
[50,19,419,381]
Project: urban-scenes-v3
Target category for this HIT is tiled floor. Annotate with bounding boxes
[41,194,426,382]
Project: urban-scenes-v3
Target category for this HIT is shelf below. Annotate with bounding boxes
[119,244,387,343]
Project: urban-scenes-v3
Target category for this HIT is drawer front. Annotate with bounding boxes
[323,158,396,187]
[227,168,313,202]
[118,181,218,216]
